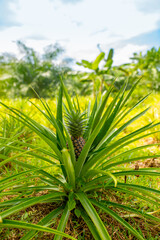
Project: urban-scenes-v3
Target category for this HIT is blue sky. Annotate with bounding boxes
[0,0,160,68]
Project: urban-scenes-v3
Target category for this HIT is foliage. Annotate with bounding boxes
[0,53,16,97]
[131,47,160,90]
[0,45,160,99]
[0,41,72,98]
[109,47,160,92]
[76,46,160,96]
[0,114,32,170]
[0,79,160,239]
[77,49,114,96]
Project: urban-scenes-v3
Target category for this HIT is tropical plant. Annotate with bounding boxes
[0,79,160,239]
[0,41,71,98]
[112,47,160,92]
[77,48,114,96]
[130,47,160,90]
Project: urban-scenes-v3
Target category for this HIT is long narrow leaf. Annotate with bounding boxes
[54,203,70,240]
[91,200,145,240]
[76,192,111,240]
[80,209,101,240]
[0,219,76,240]
[0,193,66,219]
[21,206,64,240]
[95,200,160,223]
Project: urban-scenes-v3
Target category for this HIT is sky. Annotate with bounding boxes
[0,0,160,69]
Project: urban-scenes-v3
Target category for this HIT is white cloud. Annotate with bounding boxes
[134,0,160,13]
[0,0,20,29]
[0,0,159,68]
[57,0,83,4]
[113,44,148,65]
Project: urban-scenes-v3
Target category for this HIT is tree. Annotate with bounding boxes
[0,41,72,98]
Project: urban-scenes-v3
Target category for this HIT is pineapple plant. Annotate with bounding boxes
[65,103,87,159]
[0,79,160,240]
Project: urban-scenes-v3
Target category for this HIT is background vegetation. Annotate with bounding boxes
[0,41,160,99]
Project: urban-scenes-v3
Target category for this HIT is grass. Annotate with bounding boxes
[0,93,160,239]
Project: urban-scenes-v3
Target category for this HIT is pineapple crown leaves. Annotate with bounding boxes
[63,91,88,138]
[64,106,88,138]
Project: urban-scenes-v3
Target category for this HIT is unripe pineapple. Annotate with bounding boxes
[65,109,87,159]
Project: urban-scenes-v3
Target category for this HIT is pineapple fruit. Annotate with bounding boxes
[65,109,86,159]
